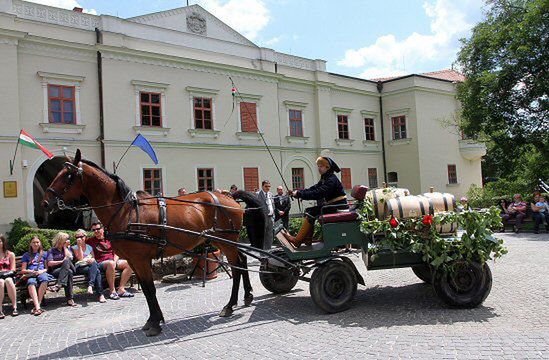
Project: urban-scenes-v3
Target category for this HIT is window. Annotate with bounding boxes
[291,168,304,190]
[337,115,349,139]
[140,92,162,127]
[240,102,258,132]
[48,85,75,124]
[391,115,407,140]
[388,172,398,183]
[447,165,458,184]
[289,109,303,137]
[341,168,352,190]
[368,168,378,189]
[243,167,259,191]
[143,168,162,196]
[364,118,375,141]
[197,168,214,192]
[194,97,213,130]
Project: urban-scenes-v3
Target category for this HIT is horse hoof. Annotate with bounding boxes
[142,322,152,331]
[244,294,253,307]
[145,326,162,337]
[219,307,233,317]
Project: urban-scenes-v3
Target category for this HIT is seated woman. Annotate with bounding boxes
[0,234,18,318]
[72,229,106,303]
[47,232,77,307]
[21,236,53,316]
[282,156,349,247]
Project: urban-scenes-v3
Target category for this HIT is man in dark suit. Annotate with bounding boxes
[274,185,291,230]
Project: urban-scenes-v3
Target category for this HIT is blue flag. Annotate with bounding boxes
[131,134,158,164]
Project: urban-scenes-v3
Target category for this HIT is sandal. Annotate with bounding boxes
[109,292,120,300]
[117,291,134,298]
[11,308,19,317]
[31,308,44,316]
[67,300,77,307]
[98,295,107,303]
[48,285,61,293]
[0,312,4,319]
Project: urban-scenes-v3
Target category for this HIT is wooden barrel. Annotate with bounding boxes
[422,192,456,212]
[366,187,410,219]
[386,195,457,234]
[385,195,434,219]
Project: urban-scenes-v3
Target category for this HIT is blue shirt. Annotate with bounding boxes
[21,251,47,271]
[70,244,93,259]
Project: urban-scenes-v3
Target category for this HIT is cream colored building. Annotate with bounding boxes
[0,0,486,231]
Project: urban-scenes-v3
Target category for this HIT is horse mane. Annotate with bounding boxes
[80,159,133,200]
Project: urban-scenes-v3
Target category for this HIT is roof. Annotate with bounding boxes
[371,69,466,83]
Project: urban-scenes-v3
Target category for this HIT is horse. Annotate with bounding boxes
[41,149,268,336]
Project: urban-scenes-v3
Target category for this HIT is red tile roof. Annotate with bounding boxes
[370,69,466,83]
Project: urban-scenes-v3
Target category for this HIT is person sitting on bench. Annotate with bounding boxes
[282,156,348,247]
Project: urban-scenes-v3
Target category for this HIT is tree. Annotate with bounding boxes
[456,0,548,182]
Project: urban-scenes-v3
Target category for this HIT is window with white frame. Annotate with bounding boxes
[38,72,85,134]
[132,80,169,135]
[186,87,219,137]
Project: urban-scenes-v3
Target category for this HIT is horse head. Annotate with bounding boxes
[42,149,85,212]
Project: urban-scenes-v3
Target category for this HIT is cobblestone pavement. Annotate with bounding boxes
[1,232,548,359]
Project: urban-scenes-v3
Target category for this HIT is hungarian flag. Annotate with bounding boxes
[19,130,54,159]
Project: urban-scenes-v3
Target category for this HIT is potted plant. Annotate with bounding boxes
[190,243,221,280]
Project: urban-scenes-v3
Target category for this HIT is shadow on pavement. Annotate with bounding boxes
[30,281,499,359]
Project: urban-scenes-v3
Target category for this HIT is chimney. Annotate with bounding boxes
[73,7,83,13]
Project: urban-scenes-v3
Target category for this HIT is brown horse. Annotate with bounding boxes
[42,149,268,336]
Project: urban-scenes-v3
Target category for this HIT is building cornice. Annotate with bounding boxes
[382,86,456,97]
[11,0,100,31]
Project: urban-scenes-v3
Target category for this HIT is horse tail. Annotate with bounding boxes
[232,190,268,249]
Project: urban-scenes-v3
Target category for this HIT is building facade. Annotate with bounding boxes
[0,0,486,231]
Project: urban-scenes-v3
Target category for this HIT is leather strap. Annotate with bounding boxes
[326,195,347,204]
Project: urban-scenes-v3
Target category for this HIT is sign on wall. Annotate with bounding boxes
[3,181,17,198]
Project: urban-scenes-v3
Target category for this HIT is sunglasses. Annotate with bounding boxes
[75,235,85,239]
[92,228,102,231]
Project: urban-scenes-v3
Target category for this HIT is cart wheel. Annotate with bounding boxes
[433,261,492,308]
[259,266,299,294]
[310,260,357,313]
[412,264,433,283]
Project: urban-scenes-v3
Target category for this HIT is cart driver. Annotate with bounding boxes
[282,156,348,247]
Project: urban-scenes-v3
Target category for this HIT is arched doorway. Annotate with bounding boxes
[33,156,87,230]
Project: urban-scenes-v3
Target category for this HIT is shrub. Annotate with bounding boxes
[12,228,84,256]
[6,218,31,250]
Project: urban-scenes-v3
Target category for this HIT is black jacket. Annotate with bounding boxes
[295,172,346,206]
[274,194,291,220]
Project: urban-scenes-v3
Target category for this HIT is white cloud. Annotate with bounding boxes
[337,0,479,78]
[196,0,270,41]
[26,0,97,14]
[265,35,282,46]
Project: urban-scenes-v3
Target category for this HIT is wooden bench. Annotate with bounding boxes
[501,203,534,231]
[2,256,136,309]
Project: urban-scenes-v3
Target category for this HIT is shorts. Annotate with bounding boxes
[98,259,124,272]
[26,272,54,287]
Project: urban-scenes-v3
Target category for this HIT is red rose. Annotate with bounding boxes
[389,217,399,228]
[423,215,433,225]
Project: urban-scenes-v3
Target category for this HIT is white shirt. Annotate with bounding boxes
[261,190,274,216]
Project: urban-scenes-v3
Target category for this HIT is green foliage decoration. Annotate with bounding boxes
[359,203,508,273]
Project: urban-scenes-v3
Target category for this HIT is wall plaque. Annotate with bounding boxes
[187,12,206,35]
[3,181,17,198]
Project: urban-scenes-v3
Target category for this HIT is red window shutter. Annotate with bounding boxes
[240,102,258,132]
[243,167,259,191]
[341,168,352,190]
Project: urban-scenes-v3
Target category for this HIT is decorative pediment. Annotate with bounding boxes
[127,5,256,47]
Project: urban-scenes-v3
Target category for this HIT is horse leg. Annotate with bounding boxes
[131,258,164,336]
[239,252,254,306]
[219,248,241,317]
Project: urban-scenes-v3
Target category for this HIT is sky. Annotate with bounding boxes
[26,0,486,79]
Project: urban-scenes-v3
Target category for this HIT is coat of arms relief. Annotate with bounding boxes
[187,12,207,35]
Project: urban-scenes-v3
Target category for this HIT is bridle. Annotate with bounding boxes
[45,162,83,211]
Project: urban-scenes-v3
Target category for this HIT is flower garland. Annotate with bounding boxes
[359,202,507,272]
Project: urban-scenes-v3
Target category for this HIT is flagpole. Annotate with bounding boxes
[9,131,21,176]
[114,136,136,174]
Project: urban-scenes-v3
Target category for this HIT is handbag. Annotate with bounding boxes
[0,270,15,279]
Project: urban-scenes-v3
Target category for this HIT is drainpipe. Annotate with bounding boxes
[377,81,388,183]
[95,27,106,167]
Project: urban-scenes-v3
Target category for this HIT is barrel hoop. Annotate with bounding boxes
[427,198,434,215]
[443,195,448,211]
[419,198,425,215]
[387,201,393,218]
[396,197,404,218]
[373,190,379,218]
